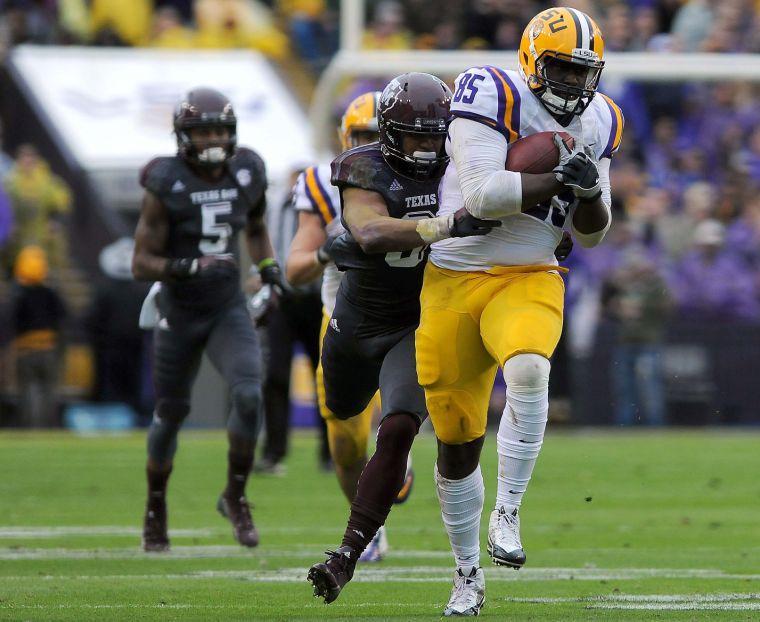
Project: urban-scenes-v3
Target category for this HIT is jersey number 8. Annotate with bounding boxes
[453,73,485,105]
[384,211,434,268]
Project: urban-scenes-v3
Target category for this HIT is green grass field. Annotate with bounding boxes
[0,428,758,621]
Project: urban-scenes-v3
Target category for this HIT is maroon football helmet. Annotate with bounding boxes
[173,87,237,167]
[378,72,452,180]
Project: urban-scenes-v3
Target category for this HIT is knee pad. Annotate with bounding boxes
[503,353,550,393]
[427,389,484,445]
[327,418,368,468]
[155,398,190,425]
[231,382,262,422]
[377,412,418,453]
[500,354,549,449]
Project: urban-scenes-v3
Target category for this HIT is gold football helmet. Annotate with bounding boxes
[518,7,605,117]
[338,91,381,151]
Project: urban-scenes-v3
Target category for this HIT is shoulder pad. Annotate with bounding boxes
[230,147,266,178]
[228,146,267,209]
[298,164,338,224]
[451,66,523,143]
[139,157,178,196]
[598,94,625,159]
[331,144,382,191]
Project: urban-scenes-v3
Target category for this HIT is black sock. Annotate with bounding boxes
[225,450,253,499]
[340,414,417,553]
[147,465,172,507]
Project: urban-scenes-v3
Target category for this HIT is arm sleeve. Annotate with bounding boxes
[448,117,523,219]
[570,157,612,248]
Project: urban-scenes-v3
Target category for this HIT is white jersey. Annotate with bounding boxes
[293,163,344,314]
[432,65,624,271]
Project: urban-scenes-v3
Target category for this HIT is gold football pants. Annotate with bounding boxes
[415,263,564,445]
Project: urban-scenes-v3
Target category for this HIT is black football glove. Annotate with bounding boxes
[553,137,601,202]
[258,258,293,296]
[165,255,237,280]
[316,235,338,265]
[450,207,501,237]
[554,231,573,261]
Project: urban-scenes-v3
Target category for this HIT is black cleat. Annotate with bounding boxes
[217,494,259,547]
[142,497,169,552]
[307,546,358,604]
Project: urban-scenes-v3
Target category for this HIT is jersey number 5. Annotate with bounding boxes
[200,201,232,255]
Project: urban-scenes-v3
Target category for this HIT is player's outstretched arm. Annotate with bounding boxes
[343,187,499,254]
[286,211,331,286]
[132,191,172,281]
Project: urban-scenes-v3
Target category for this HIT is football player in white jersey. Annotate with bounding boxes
[286,92,414,562]
[414,7,624,616]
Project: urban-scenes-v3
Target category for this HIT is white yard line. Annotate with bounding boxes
[2,594,759,612]
[589,603,760,610]
[0,546,452,560]
[1,566,759,583]
[0,526,217,538]
[0,525,441,538]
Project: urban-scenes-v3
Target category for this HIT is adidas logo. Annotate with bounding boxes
[172,180,185,193]
[329,318,340,333]
[390,179,404,191]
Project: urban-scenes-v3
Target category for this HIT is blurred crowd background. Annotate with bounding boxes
[1,1,759,453]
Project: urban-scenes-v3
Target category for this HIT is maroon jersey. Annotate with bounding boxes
[140,147,266,312]
[330,143,444,333]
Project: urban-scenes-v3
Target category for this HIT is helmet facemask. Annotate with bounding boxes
[533,52,604,118]
[344,129,378,150]
[380,119,448,181]
[176,120,237,168]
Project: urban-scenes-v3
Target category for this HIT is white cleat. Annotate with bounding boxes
[488,506,526,568]
[358,525,389,562]
[443,567,485,617]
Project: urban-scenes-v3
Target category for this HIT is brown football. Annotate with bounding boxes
[505,131,574,174]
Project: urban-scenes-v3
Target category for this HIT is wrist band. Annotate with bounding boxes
[416,214,453,244]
